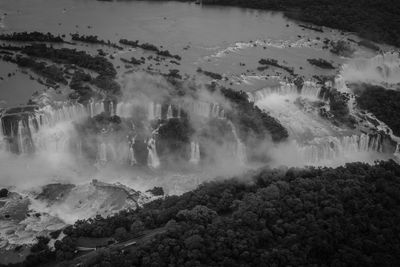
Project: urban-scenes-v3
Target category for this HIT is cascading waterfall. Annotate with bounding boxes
[189,141,200,164]
[341,52,400,86]
[298,133,383,165]
[17,120,27,154]
[129,137,137,165]
[98,142,107,163]
[155,103,162,120]
[249,80,322,102]
[147,137,160,168]
[301,81,322,99]
[177,104,181,119]
[167,105,173,119]
[148,101,155,121]
[88,99,104,118]
[109,101,114,116]
[227,120,246,164]
[115,102,135,118]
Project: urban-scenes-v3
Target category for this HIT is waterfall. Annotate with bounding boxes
[148,101,155,121]
[129,137,136,165]
[28,115,36,135]
[177,104,181,119]
[211,104,220,118]
[341,52,400,86]
[38,104,88,128]
[88,99,104,118]
[0,119,6,151]
[155,103,162,120]
[110,101,114,116]
[189,141,200,164]
[17,120,26,154]
[251,80,322,102]
[301,81,322,99]
[147,137,160,168]
[167,105,173,119]
[116,102,134,118]
[227,120,246,164]
[99,142,107,163]
[297,133,383,165]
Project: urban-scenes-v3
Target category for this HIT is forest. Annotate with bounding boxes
[8,160,400,266]
[143,0,400,47]
[354,84,400,136]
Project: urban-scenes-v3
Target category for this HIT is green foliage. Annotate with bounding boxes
[202,0,400,47]
[0,188,8,198]
[220,87,288,142]
[355,84,400,136]
[22,44,117,77]
[307,58,335,69]
[47,160,400,267]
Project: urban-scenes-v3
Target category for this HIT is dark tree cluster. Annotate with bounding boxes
[157,117,194,163]
[197,0,400,48]
[12,56,67,85]
[69,70,94,103]
[120,56,145,65]
[70,33,123,49]
[0,31,64,43]
[119,39,181,60]
[21,44,117,77]
[20,160,400,267]
[318,86,356,128]
[196,68,223,80]
[258,58,294,75]
[307,58,335,69]
[220,87,289,143]
[355,84,400,136]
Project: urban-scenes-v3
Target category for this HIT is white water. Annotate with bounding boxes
[341,52,400,87]
[129,137,137,165]
[189,141,200,164]
[147,137,160,168]
[167,105,173,119]
[227,120,247,164]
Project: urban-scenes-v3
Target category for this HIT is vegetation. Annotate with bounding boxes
[157,117,194,163]
[196,0,400,48]
[70,33,123,49]
[258,58,294,75]
[319,86,356,128]
[0,188,8,198]
[21,44,117,77]
[220,87,288,143]
[120,39,181,60]
[14,160,400,266]
[355,84,400,136]
[330,40,355,57]
[69,70,94,103]
[0,31,64,43]
[307,58,335,69]
[14,56,67,85]
[196,68,223,80]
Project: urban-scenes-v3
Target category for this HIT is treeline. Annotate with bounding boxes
[21,44,116,77]
[198,0,400,47]
[120,39,181,60]
[70,33,123,49]
[355,84,400,136]
[13,160,400,266]
[220,87,289,143]
[139,0,400,47]
[0,31,64,43]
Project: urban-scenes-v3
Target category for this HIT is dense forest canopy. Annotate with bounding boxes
[14,160,400,267]
[146,0,400,47]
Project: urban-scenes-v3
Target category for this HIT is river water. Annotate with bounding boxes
[0,0,371,107]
